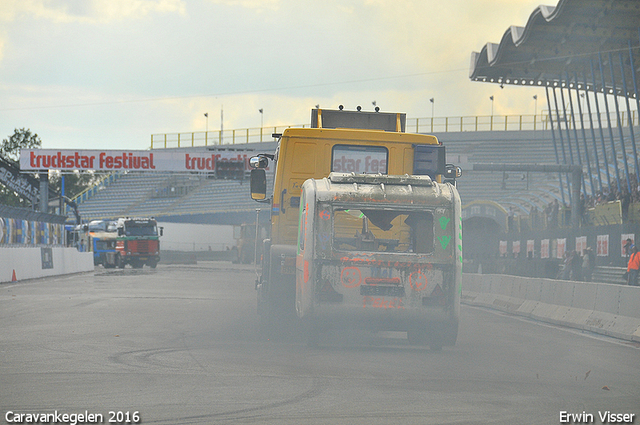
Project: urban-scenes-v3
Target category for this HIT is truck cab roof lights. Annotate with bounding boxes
[328,172,433,187]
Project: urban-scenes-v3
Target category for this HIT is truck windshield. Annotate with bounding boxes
[332,208,434,253]
[124,223,157,237]
[95,240,115,250]
[331,145,388,174]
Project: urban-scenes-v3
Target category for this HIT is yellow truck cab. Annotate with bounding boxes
[296,173,462,349]
[249,108,461,337]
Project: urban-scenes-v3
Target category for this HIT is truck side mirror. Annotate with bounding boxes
[249,156,269,169]
[250,169,267,200]
[444,164,462,180]
[159,227,164,237]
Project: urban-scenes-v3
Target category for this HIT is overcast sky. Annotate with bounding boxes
[0,0,548,150]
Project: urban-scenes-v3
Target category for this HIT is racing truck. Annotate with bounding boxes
[114,217,162,268]
[88,220,117,268]
[248,107,461,341]
[296,173,462,349]
[90,231,118,268]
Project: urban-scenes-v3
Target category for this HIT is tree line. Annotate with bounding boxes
[1,128,97,208]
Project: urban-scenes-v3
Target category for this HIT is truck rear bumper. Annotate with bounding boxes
[123,254,160,262]
[311,302,455,332]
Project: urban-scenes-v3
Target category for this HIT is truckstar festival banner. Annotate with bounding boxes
[19,149,263,172]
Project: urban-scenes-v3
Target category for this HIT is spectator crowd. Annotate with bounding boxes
[559,247,596,282]
[511,174,640,232]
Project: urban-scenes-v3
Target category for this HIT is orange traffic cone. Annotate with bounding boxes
[11,269,17,282]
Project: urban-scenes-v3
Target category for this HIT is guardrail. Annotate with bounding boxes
[592,266,627,285]
[463,273,640,342]
[151,110,640,149]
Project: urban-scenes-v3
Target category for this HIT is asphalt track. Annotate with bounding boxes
[1,262,638,425]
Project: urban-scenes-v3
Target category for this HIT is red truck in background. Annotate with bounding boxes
[114,217,162,269]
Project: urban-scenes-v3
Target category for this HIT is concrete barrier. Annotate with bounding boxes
[463,273,640,343]
[0,247,94,283]
[161,250,198,265]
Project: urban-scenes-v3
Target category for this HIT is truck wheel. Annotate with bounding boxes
[436,320,459,347]
[258,310,273,340]
[149,261,157,269]
[420,321,458,351]
[241,248,251,264]
[116,254,125,269]
[258,304,282,341]
[427,336,444,352]
[407,327,429,346]
[258,297,297,342]
[305,317,320,348]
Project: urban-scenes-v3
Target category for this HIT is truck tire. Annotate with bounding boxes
[241,248,250,264]
[437,319,459,347]
[116,254,125,269]
[407,327,429,346]
[427,335,444,352]
[258,295,292,341]
[408,320,458,350]
[305,317,320,348]
[257,306,275,340]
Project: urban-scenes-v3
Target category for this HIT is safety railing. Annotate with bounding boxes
[151,125,309,149]
[150,111,639,149]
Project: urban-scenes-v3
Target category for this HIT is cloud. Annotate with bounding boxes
[0,0,554,150]
[206,0,280,12]
[0,0,186,24]
[95,0,187,22]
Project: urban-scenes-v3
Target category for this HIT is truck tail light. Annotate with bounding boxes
[422,283,446,306]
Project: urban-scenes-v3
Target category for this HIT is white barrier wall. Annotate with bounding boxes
[157,222,235,251]
[463,274,640,342]
[0,247,94,283]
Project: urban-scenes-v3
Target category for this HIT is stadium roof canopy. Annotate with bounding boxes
[469,0,640,97]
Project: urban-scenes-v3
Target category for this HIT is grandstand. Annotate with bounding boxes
[441,130,561,212]
[76,144,276,224]
[73,127,554,224]
[467,0,640,220]
[445,126,640,212]
[73,122,640,226]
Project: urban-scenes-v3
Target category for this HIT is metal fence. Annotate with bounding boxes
[150,110,639,149]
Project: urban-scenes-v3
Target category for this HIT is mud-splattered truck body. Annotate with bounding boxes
[249,108,461,338]
[296,173,462,349]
